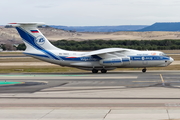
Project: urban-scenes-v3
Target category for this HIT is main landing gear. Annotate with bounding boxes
[101,69,107,73]
[92,69,107,73]
[92,69,98,73]
[142,68,147,73]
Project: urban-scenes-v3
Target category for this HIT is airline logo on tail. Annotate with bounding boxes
[35,36,45,45]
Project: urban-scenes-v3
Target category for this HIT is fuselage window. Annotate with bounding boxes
[160,53,169,57]
[64,53,69,56]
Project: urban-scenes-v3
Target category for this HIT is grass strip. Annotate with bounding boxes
[0,65,179,73]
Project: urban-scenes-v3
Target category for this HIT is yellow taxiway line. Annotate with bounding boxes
[160,74,165,86]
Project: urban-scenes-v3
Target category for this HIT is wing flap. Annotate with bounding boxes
[81,48,130,57]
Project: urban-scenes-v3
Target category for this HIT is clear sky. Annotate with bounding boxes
[1,0,180,26]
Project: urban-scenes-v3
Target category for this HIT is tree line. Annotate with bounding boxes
[15,39,180,51]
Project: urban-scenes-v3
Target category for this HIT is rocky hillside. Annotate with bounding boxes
[0,27,81,44]
[1,27,180,45]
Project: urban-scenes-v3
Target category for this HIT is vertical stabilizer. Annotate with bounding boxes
[9,22,65,60]
[9,22,61,52]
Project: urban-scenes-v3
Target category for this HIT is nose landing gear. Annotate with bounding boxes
[142,68,147,73]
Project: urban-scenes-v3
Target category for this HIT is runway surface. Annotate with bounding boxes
[0,71,180,120]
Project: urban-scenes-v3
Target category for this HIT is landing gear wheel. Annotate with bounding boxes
[92,69,98,73]
[142,68,147,73]
[101,69,107,73]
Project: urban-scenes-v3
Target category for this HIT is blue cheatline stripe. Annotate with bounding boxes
[122,60,130,62]
[130,56,170,61]
[24,53,49,58]
[122,58,130,62]
[16,27,61,60]
[60,56,99,61]
[103,61,121,64]
[24,53,99,62]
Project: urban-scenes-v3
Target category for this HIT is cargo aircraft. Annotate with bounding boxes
[9,22,174,73]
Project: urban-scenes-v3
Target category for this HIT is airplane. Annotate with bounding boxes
[9,22,174,73]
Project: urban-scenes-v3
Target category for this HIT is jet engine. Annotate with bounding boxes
[99,57,130,66]
[99,58,123,66]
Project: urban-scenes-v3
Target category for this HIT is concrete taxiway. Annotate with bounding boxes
[0,71,180,120]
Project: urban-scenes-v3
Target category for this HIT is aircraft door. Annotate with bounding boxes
[142,56,148,65]
[122,57,131,65]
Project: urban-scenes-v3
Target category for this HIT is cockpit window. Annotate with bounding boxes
[159,53,169,57]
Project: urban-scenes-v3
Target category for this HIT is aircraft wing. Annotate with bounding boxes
[80,48,130,57]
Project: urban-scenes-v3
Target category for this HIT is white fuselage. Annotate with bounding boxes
[24,49,174,71]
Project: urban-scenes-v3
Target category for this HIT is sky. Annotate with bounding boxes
[1,0,180,26]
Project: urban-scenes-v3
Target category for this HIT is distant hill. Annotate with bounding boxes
[51,22,180,32]
[138,22,180,31]
[50,25,148,32]
[2,22,180,32]
[2,27,180,43]
[2,22,180,44]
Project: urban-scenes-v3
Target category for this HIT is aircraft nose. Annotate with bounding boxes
[170,57,174,63]
[166,57,174,66]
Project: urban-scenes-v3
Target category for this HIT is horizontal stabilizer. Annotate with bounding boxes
[9,22,45,27]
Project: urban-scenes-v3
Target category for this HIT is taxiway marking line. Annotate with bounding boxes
[160,74,165,86]
[132,81,158,82]
[0,75,88,77]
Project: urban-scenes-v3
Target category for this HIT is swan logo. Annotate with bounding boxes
[151,52,156,55]
[35,36,45,45]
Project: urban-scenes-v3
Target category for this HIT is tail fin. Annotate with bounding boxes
[9,22,61,52]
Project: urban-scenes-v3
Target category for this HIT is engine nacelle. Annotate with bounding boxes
[99,58,123,66]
